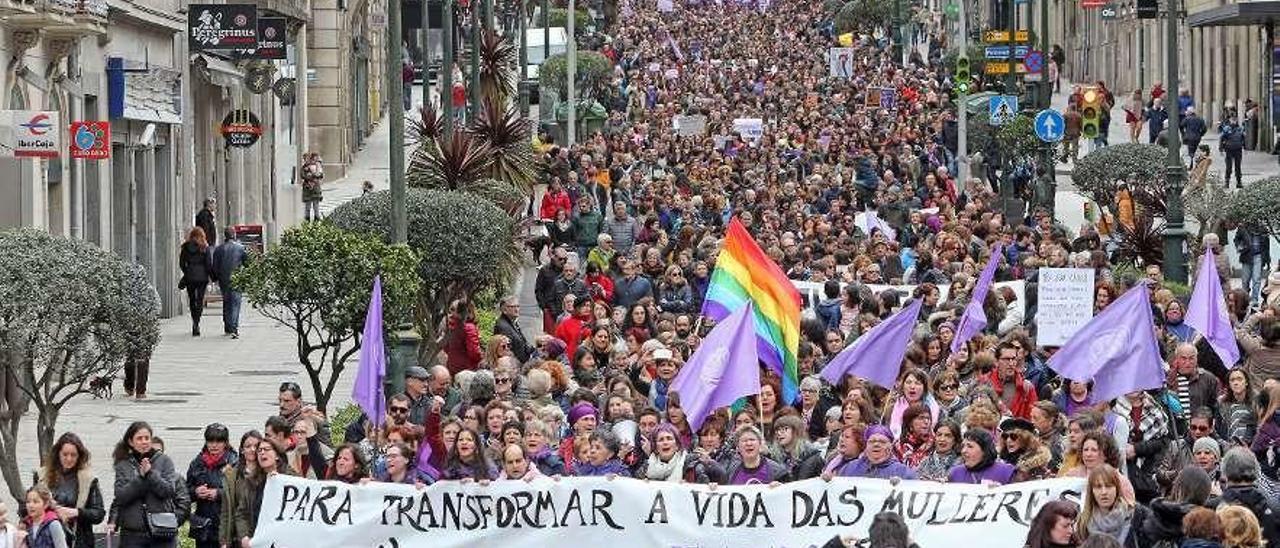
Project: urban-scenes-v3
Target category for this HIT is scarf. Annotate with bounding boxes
[645,450,688,481]
[1086,504,1133,543]
[201,449,226,470]
[1112,395,1170,442]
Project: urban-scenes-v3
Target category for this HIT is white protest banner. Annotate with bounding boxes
[732,117,763,141]
[1036,267,1096,347]
[657,0,674,12]
[251,474,1083,547]
[828,47,855,78]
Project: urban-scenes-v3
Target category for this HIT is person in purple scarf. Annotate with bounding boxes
[948,428,1017,485]
[576,429,632,477]
[827,425,916,480]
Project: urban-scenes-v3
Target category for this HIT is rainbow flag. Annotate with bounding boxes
[701,218,802,403]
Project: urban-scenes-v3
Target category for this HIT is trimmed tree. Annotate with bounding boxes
[1072,143,1170,218]
[538,51,613,104]
[1226,176,1280,243]
[0,229,160,501]
[235,222,419,414]
[328,189,522,362]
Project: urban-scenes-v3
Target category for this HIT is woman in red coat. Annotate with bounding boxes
[442,299,483,374]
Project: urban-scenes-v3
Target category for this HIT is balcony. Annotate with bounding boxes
[4,0,107,37]
[0,0,36,18]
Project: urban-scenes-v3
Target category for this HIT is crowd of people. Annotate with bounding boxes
[4,0,1280,546]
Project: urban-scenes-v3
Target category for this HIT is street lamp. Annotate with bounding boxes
[1162,0,1187,283]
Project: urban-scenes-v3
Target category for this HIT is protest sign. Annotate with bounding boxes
[251,474,1083,547]
[673,114,708,136]
[828,47,855,78]
[1036,267,1096,347]
[732,117,764,141]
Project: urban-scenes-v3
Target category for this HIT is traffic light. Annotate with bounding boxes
[1080,86,1101,139]
[955,55,971,95]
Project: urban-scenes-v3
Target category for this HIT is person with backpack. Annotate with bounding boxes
[22,486,68,548]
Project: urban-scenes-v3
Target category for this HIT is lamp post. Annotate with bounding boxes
[388,0,407,243]
[422,0,431,108]
[1162,0,1187,283]
[469,2,480,119]
[1037,0,1056,217]
[566,0,576,145]
[442,0,454,140]
[519,0,529,116]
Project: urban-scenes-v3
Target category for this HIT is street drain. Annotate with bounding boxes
[165,426,204,431]
[133,399,187,405]
[227,370,295,376]
[152,391,202,397]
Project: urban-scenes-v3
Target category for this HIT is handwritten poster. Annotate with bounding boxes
[1036,268,1096,347]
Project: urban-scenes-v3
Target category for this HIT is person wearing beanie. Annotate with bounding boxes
[558,402,599,475]
[827,425,916,480]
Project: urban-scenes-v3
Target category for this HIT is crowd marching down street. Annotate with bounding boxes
[9,0,1280,545]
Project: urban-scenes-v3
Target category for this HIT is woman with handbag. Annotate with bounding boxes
[112,421,180,548]
[36,433,104,548]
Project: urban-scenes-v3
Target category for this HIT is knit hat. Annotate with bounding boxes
[1193,437,1222,460]
[568,402,598,426]
[863,424,894,443]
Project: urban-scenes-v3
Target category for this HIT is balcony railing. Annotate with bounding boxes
[0,0,36,17]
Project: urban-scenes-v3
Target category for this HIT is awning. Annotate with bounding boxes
[190,53,244,89]
[1188,1,1280,27]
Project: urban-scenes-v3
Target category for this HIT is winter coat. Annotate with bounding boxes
[112,449,180,537]
[185,449,237,543]
[657,283,693,313]
[550,277,590,316]
[948,460,1017,484]
[815,298,842,331]
[774,443,826,481]
[576,459,632,477]
[1009,445,1054,482]
[571,210,606,248]
[612,275,654,308]
[1141,499,1197,547]
[195,208,217,248]
[37,468,104,548]
[23,511,67,548]
[493,315,533,363]
[211,239,249,289]
[830,455,917,480]
[983,369,1039,419]
[179,241,213,284]
[442,316,482,374]
[219,465,251,547]
[1218,485,1280,547]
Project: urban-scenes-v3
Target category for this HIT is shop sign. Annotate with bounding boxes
[0,110,60,158]
[69,121,111,160]
[189,4,258,51]
[220,109,262,148]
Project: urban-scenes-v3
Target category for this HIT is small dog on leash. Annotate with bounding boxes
[89,376,113,400]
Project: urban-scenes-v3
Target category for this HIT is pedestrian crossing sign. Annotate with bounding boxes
[989,95,1018,126]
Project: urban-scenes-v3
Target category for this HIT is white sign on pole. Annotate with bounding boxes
[0,110,60,158]
[828,47,856,78]
[1036,267,1097,347]
[731,117,763,141]
[251,474,1083,548]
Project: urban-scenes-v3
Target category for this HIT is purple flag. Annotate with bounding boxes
[1047,282,1165,403]
[669,302,760,432]
[822,299,923,389]
[951,243,1002,354]
[1186,248,1240,367]
[352,275,387,428]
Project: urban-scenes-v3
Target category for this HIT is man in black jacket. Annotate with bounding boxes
[195,198,217,247]
[1235,222,1271,305]
[1219,448,1280,547]
[494,295,533,363]
[534,246,568,333]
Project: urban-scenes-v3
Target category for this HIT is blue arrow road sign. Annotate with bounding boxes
[989,95,1018,126]
[1034,108,1065,142]
[1014,45,1029,59]
[984,46,1011,59]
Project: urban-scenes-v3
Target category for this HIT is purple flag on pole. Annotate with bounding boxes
[821,299,923,389]
[669,302,760,432]
[352,275,387,428]
[1047,282,1165,403]
[951,243,1002,353]
[1186,248,1240,368]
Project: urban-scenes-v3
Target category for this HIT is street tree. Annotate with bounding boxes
[328,189,522,362]
[0,229,160,501]
[538,51,613,104]
[235,222,419,414]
